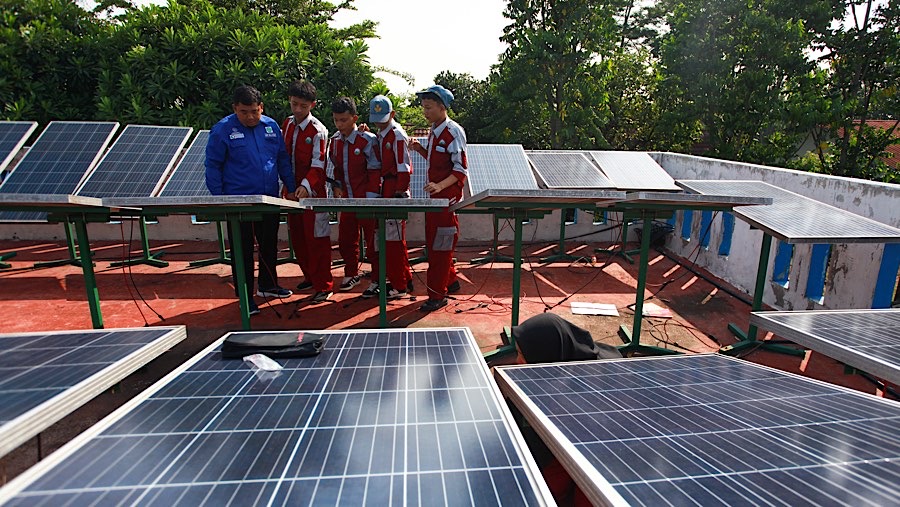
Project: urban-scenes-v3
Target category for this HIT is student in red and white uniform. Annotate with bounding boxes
[409,85,467,312]
[327,97,382,292]
[281,80,333,303]
[367,95,413,299]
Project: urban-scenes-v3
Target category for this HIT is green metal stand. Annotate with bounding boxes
[376,216,388,328]
[471,215,515,264]
[109,217,168,268]
[34,222,91,268]
[539,211,581,263]
[71,219,103,329]
[0,251,16,269]
[189,222,231,267]
[617,217,681,356]
[276,215,297,265]
[228,218,252,331]
[720,233,805,357]
[595,218,640,264]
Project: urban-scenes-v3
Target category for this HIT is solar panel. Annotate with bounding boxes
[751,309,900,386]
[589,151,680,191]
[0,121,37,174]
[496,354,900,507]
[0,328,551,506]
[466,144,538,197]
[525,151,614,189]
[678,180,900,243]
[0,326,187,459]
[76,125,192,198]
[0,121,118,222]
[409,137,429,199]
[158,130,211,197]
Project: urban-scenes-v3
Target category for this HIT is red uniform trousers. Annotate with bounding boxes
[338,210,376,279]
[381,178,412,291]
[424,208,458,301]
[288,209,333,291]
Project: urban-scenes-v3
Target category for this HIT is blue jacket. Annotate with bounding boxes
[205,114,296,196]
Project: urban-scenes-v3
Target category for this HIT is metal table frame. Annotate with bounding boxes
[104,195,302,330]
[296,197,449,328]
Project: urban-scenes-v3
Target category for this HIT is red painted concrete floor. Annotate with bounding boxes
[0,237,889,484]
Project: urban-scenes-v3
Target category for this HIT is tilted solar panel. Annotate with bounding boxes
[158,130,211,197]
[0,121,38,175]
[0,328,551,506]
[0,121,118,222]
[0,326,187,459]
[409,137,428,199]
[76,125,192,198]
[589,151,680,191]
[497,354,900,507]
[466,145,538,197]
[526,151,614,189]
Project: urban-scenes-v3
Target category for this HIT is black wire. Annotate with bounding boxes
[125,218,164,322]
[119,221,149,326]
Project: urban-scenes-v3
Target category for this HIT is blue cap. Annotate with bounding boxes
[416,84,454,108]
[369,95,393,123]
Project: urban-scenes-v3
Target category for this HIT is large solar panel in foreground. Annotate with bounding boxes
[158,130,211,197]
[466,144,538,197]
[76,125,192,198]
[589,151,680,191]
[496,354,900,507]
[678,180,900,243]
[0,121,118,221]
[1,328,550,506]
[0,326,187,458]
[0,121,37,174]
[751,309,900,386]
[526,151,614,189]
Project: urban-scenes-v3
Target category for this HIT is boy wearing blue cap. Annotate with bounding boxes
[327,97,382,292]
[409,85,468,312]
[367,95,413,299]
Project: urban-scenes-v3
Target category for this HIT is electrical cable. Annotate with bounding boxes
[119,221,150,326]
[124,218,164,322]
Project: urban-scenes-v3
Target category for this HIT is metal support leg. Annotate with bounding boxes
[109,217,168,268]
[0,250,16,269]
[72,219,103,329]
[277,215,296,265]
[377,215,388,328]
[595,218,640,264]
[229,218,251,331]
[721,233,804,357]
[472,215,515,264]
[483,211,523,361]
[618,217,679,356]
[189,221,232,267]
[540,210,581,263]
[35,222,90,268]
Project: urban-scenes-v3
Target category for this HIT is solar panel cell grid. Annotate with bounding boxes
[2,329,549,506]
[0,122,37,174]
[525,151,614,189]
[76,125,192,198]
[589,151,680,191]
[158,130,211,197]
[466,145,538,196]
[497,354,900,507]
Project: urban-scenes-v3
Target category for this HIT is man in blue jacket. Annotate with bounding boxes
[206,85,297,315]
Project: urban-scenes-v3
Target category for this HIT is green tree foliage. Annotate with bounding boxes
[651,0,825,165]
[0,0,108,122]
[802,0,900,181]
[0,0,376,131]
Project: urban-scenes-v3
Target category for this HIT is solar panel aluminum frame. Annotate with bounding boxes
[0,326,187,459]
[157,130,211,197]
[0,121,38,174]
[751,309,900,386]
[74,125,192,198]
[465,144,540,198]
[495,354,900,507]
[0,328,554,506]
[524,150,615,190]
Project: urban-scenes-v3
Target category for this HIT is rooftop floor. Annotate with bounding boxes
[0,237,884,484]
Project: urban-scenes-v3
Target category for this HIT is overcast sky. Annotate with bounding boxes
[331,0,509,95]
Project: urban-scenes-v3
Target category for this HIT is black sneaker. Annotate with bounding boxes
[248,302,260,316]
[419,298,448,312]
[296,280,313,291]
[386,287,408,300]
[361,282,380,298]
[312,290,332,303]
[447,280,461,294]
[257,287,292,298]
[340,275,361,291]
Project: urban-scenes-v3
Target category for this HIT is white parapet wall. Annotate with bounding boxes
[653,152,900,310]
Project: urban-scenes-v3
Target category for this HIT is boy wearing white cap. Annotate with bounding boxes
[366,95,413,299]
[409,85,468,312]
